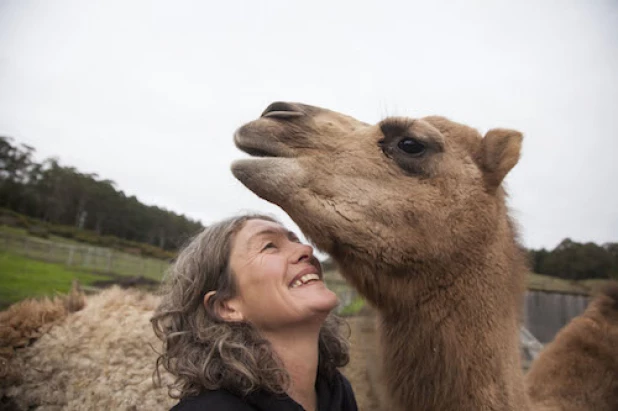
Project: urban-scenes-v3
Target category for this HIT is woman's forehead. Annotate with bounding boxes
[234,219,290,248]
[241,219,286,236]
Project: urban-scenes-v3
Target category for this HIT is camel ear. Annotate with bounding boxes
[479,128,522,190]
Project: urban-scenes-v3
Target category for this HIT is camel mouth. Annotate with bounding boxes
[238,144,278,158]
[234,125,294,159]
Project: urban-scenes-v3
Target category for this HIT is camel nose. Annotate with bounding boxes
[261,102,304,119]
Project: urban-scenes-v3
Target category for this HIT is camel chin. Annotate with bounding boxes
[231,157,305,206]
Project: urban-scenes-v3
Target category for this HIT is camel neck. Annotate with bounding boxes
[377,254,529,411]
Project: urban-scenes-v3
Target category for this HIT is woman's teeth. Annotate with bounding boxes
[290,273,320,289]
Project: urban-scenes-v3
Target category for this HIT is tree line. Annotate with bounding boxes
[0,136,203,256]
[529,239,618,281]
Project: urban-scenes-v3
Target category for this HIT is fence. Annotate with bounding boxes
[0,231,169,281]
[523,290,590,344]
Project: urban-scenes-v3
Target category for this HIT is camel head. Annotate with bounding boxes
[232,102,522,300]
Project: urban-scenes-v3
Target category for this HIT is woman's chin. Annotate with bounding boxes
[311,288,339,313]
[289,282,339,314]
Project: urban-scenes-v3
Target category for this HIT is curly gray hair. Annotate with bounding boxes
[151,214,349,399]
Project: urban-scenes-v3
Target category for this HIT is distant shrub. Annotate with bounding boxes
[0,208,31,229]
[27,226,49,239]
[1,209,176,261]
[47,224,76,239]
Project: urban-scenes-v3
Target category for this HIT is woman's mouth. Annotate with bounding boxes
[289,273,321,289]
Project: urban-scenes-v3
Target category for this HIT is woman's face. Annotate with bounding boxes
[227,219,338,331]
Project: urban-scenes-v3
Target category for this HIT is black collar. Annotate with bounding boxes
[244,370,357,411]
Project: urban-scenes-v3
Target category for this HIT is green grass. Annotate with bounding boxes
[526,272,612,295]
[526,272,588,294]
[578,278,614,294]
[339,295,366,316]
[0,226,169,281]
[0,251,113,309]
[0,226,170,309]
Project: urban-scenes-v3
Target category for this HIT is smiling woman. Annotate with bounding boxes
[151,214,357,411]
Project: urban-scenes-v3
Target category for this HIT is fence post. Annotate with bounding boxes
[67,246,74,266]
[106,250,113,273]
[85,247,93,267]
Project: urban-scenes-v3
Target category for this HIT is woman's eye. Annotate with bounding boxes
[261,242,276,251]
[397,137,425,156]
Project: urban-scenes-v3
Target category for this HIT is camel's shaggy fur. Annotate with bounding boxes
[0,287,175,410]
[526,283,618,411]
[232,101,618,411]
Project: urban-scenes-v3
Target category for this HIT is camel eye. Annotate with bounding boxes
[397,138,425,156]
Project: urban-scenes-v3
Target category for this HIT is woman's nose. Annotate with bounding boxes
[292,242,314,263]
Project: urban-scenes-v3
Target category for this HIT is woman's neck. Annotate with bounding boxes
[264,324,321,411]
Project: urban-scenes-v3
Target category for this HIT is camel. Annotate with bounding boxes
[231,101,618,411]
[525,283,618,411]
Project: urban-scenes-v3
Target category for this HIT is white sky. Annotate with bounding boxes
[0,0,616,251]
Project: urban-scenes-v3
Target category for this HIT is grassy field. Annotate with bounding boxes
[527,272,611,295]
[0,251,116,309]
[0,226,169,281]
[0,225,171,309]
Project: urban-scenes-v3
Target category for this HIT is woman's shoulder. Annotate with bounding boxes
[171,389,257,411]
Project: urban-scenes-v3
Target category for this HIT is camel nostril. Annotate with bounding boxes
[261,102,303,119]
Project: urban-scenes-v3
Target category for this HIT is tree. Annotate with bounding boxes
[533,238,617,281]
[0,135,204,253]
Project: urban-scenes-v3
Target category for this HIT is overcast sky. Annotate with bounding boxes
[0,0,616,251]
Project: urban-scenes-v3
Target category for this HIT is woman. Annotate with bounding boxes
[152,214,358,411]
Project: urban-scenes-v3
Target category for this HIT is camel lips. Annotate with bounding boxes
[290,273,321,289]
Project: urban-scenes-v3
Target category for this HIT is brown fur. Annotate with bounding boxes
[1,287,176,410]
[0,280,85,384]
[525,283,618,411]
[231,102,614,411]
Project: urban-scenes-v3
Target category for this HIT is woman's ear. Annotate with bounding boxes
[204,291,245,322]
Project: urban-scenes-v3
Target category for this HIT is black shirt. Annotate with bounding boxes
[171,370,358,411]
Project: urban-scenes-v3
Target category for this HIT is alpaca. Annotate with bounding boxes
[0,286,176,410]
[231,101,618,410]
[0,280,85,363]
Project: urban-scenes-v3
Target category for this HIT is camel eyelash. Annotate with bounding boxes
[379,119,415,140]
